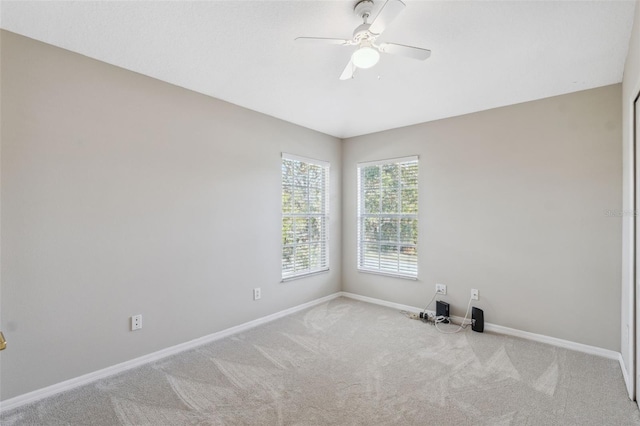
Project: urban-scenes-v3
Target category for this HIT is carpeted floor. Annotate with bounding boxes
[2,297,639,425]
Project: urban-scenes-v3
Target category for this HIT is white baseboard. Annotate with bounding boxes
[619,353,634,399]
[339,291,423,313]
[340,291,621,361]
[483,322,619,360]
[0,292,343,413]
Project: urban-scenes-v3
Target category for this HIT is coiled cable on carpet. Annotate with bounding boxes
[434,296,473,334]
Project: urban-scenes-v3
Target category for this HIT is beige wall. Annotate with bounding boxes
[342,85,622,352]
[0,31,342,400]
[622,0,640,399]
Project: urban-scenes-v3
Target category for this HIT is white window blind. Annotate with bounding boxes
[282,153,329,280]
[357,156,418,278]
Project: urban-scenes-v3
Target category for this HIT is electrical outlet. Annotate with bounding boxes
[253,288,261,300]
[471,289,479,300]
[131,314,142,331]
[435,283,447,295]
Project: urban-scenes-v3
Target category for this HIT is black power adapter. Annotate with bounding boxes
[436,300,450,324]
[472,307,484,332]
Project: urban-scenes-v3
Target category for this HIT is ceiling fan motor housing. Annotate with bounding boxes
[353,23,373,42]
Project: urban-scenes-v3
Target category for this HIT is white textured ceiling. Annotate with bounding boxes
[0,0,635,138]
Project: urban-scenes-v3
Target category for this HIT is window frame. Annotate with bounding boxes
[281,153,330,281]
[357,156,419,279]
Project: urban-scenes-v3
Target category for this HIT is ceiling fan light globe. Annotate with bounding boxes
[351,46,380,69]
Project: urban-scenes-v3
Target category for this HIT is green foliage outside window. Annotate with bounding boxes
[282,157,329,279]
[358,159,418,277]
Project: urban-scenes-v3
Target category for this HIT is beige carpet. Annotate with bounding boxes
[2,297,639,425]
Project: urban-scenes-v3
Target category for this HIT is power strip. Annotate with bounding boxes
[420,312,436,324]
[408,312,433,323]
[407,311,442,325]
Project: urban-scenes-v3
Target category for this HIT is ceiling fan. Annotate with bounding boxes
[295,0,431,80]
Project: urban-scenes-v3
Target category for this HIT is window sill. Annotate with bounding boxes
[357,269,418,281]
[282,268,330,282]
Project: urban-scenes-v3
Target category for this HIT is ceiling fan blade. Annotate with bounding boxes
[340,60,356,80]
[368,0,406,35]
[295,37,351,46]
[379,42,431,60]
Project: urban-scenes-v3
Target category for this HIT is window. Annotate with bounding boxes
[282,153,329,280]
[357,156,418,278]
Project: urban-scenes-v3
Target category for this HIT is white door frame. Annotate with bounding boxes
[634,91,640,405]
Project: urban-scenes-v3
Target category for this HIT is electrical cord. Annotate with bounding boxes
[421,291,438,320]
[400,291,437,322]
[435,296,473,334]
